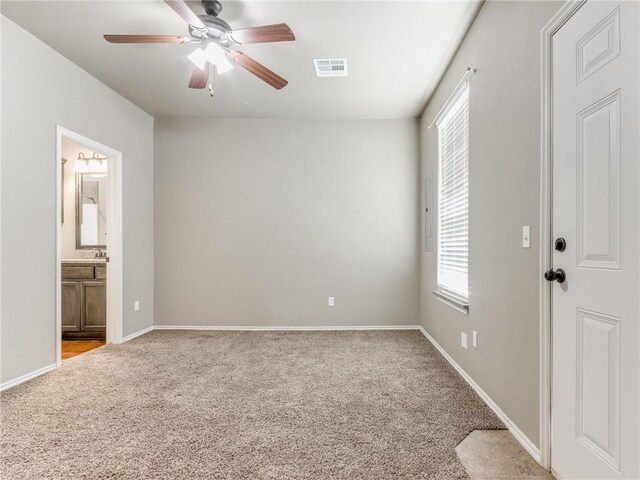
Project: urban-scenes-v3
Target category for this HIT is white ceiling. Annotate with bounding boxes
[1,1,480,119]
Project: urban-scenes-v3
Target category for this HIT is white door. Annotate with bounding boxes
[551,1,639,479]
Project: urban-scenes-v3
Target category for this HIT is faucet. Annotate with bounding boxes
[94,249,105,259]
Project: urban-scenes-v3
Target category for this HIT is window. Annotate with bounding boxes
[436,85,469,304]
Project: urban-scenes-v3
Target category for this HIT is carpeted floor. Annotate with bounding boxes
[1,330,503,479]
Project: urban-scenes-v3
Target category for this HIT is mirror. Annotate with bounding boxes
[76,173,107,249]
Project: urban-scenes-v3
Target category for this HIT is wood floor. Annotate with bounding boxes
[61,340,105,360]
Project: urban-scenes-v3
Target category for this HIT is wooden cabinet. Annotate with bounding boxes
[61,262,106,339]
[82,282,106,333]
[61,282,81,333]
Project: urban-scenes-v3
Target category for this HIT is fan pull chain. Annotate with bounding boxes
[208,64,214,98]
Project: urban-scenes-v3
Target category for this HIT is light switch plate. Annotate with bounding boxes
[134,300,140,312]
[522,225,531,248]
[472,330,478,348]
[461,332,468,349]
[328,297,335,307]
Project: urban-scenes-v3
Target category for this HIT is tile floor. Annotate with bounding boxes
[456,430,555,480]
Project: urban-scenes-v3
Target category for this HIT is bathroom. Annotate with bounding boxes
[60,137,110,359]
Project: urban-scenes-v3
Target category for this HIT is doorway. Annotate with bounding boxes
[541,1,639,479]
[56,127,124,364]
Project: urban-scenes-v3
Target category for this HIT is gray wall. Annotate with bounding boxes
[420,0,561,447]
[1,16,155,384]
[155,118,420,327]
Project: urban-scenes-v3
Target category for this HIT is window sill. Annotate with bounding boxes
[433,290,469,315]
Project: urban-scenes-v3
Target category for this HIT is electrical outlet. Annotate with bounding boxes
[461,332,468,349]
[522,225,531,248]
[472,330,478,348]
[134,300,140,312]
[328,297,335,307]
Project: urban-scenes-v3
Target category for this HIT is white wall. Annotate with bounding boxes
[420,0,562,447]
[0,16,155,385]
[154,118,420,328]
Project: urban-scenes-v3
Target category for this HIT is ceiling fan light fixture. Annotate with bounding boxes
[188,43,233,74]
[187,47,207,70]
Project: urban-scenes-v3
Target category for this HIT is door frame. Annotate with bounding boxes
[539,0,587,471]
[55,126,124,365]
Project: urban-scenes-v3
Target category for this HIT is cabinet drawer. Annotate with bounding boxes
[61,266,94,279]
[95,266,107,279]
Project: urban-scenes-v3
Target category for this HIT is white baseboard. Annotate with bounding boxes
[0,363,57,392]
[418,326,541,464]
[154,325,421,331]
[121,325,154,343]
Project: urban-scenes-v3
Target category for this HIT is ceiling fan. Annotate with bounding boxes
[104,0,295,93]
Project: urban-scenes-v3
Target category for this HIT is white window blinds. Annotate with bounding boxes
[437,85,469,300]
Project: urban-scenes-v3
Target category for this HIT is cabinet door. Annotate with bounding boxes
[82,282,106,336]
[61,281,81,332]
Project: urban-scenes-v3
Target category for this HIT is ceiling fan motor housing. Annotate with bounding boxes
[202,0,222,17]
[189,15,234,45]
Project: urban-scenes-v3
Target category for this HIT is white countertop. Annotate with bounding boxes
[62,258,107,264]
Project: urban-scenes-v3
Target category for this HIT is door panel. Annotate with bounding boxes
[551,1,639,479]
[575,308,620,470]
[576,6,620,83]
[576,90,620,269]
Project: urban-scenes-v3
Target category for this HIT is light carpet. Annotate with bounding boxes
[1,330,503,479]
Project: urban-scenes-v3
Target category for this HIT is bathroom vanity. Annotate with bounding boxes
[61,259,106,339]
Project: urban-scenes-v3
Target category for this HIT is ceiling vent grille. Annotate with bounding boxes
[313,59,348,77]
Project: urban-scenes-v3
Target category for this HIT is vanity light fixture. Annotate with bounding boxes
[73,152,108,176]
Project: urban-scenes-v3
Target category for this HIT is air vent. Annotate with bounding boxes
[313,59,348,77]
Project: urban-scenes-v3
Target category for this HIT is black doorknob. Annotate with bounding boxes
[555,237,566,252]
[544,268,566,283]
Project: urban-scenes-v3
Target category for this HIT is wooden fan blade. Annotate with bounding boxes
[228,23,295,45]
[104,35,191,44]
[164,0,206,29]
[230,52,288,90]
[189,64,210,89]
